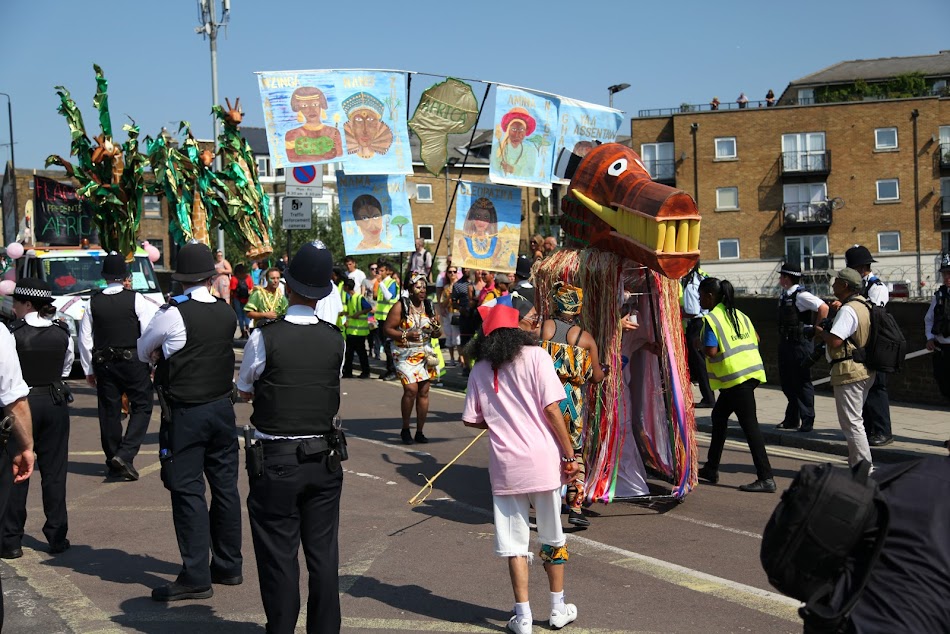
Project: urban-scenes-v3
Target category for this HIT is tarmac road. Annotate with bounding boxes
[1,371,850,633]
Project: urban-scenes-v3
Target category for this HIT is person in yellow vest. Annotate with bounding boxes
[332,268,347,331]
[341,278,373,379]
[375,260,400,381]
[814,268,875,467]
[696,277,775,493]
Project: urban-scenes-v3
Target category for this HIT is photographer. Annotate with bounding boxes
[814,268,874,467]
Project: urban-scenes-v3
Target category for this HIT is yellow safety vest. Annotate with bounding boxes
[376,277,400,320]
[702,303,766,390]
[336,282,346,330]
[344,292,369,337]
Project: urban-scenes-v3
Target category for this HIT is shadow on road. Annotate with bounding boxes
[39,542,179,590]
[113,598,264,633]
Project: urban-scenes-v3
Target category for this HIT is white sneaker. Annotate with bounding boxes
[507,614,532,634]
[549,603,577,629]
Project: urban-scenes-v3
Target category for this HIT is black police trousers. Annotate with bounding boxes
[704,379,773,481]
[777,337,816,428]
[94,357,153,466]
[159,397,242,588]
[862,372,892,438]
[1,389,69,552]
[344,334,369,376]
[247,443,343,634]
[0,445,12,630]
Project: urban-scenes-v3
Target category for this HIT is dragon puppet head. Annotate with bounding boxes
[559,143,700,279]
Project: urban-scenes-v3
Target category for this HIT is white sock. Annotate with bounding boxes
[514,601,532,620]
[550,591,565,612]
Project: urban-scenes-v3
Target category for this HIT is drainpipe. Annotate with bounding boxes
[911,109,921,297]
[690,123,699,206]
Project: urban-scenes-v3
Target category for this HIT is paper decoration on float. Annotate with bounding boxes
[408,78,479,176]
[337,71,413,175]
[257,71,347,169]
[337,174,414,256]
[489,86,558,188]
[453,181,521,273]
[552,98,623,184]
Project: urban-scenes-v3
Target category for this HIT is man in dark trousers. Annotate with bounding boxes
[681,263,715,407]
[775,262,828,432]
[79,252,158,480]
[237,240,346,634]
[137,241,242,601]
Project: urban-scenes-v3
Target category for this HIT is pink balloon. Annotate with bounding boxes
[5,243,23,260]
[0,280,15,296]
[141,240,150,248]
[146,245,161,263]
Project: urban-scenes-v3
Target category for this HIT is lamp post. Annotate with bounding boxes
[0,92,17,245]
[607,83,631,109]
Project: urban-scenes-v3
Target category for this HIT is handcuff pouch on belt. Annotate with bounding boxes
[243,425,263,479]
[50,381,73,406]
[92,347,136,365]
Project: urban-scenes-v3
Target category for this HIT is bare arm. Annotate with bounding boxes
[543,402,580,479]
[580,331,605,383]
[813,302,830,325]
[5,397,34,483]
[383,300,403,341]
[464,420,488,429]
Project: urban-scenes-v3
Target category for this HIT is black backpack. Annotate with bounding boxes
[236,277,250,301]
[843,296,906,373]
[761,460,919,631]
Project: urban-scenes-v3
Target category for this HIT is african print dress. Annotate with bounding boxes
[394,306,439,385]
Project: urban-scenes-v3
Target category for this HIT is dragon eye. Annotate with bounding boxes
[607,158,628,176]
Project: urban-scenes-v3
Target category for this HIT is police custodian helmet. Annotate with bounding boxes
[172,242,218,283]
[284,241,334,300]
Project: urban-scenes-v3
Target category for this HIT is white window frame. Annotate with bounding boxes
[717,238,739,260]
[640,142,675,181]
[416,183,433,202]
[417,224,434,242]
[313,201,331,219]
[782,132,826,172]
[876,179,900,202]
[874,127,898,150]
[256,156,271,178]
[714,137,737,160]
[785,235,830,271]
[715,186,739,211]
[143,195,162,219]
[878,231,901,253]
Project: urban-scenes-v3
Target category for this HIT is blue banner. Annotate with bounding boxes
[337,174,414,256]
[553,98,624,183]
[489,86,558,187]
[338,71,413,175]
[454,181,521,273]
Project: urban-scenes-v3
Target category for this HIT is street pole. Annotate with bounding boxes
[912,109,921,296]
[0,92,17,245]
[197,0,229,256]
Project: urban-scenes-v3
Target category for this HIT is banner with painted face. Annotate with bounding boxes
[337,71,413,175]
[257,71,348,170]
[453,181,521,274]
[552,98,624,184]
[337,173,415,256]
[489,86,558,188]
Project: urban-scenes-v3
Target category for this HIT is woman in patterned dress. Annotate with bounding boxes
[539,282,605,527]
[383,274,442,445]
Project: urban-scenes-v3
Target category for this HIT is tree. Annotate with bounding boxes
[225,204,345,266]
[391,215,410,237]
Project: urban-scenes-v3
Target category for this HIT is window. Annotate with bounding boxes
[148,239,165,269]
[942,178,950,217]
[714,137,737,159]
[785,235,829,271]
[783,183,828,222]
[782,132,826,172]
[416,184,433,202]
[878,231,901,253]
[942,230,950,254]
[143,195,162,219]
[876,179,900,201]
[797,88,815,105]
[257,156,271,177]
[314,202,330,219]
[640,142,675,181]
[715,187,739,211]
[874,127,898,150]
[418,225,434,242]
[718,239,739,260]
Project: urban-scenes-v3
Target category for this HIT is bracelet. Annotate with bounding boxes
[561,456,577,463]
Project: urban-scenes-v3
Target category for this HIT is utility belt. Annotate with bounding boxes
[242,418,348,479]
[92,347,137,365]
[29,381,73,406]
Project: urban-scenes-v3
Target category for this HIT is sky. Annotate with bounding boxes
[1,0,948,171]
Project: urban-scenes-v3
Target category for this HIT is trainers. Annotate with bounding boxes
[738,478,777,493]
[697,465,719,484]
[414,431,429,444]
[507,615,532,634]
[400,428,414,445]
[549,603,577,629]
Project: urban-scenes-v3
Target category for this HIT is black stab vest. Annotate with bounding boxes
[90,289,140,349]
[155,297,236,404]
[11,320,69,387]
[933,286,950,338]
[777,288,811,338]
[251,319,344,436]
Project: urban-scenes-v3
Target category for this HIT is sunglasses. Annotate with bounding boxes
[447,269,457,274]
[369,266,378,270]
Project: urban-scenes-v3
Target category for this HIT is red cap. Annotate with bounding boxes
[478,304,520,335]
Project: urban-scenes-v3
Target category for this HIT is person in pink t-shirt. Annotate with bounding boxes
[462,302,579,634]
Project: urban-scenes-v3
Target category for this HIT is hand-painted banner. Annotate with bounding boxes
[489,86,557,188]
[408,78,479,176]
[338,71,413,175]
[453,181,521,273]
[337,173,414,256]
[33,176,99,246]
[258,71,347,170]
[552,98,624,184]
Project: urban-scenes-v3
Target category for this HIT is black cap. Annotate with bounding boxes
[101,252,129,279]
[509,284,536,319]
[172,242,218,283]
[12,278,54,304]
[515,255,532,280]
[284,240,333,300]
[779,261,802,277]
[845,245,876,268]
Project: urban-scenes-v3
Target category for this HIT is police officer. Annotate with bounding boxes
[79,252,158,480]
[1,280,73,560]
[0,321,35,629]
[924,254,950,402]
[682,262,716,408]
[237,240,346,634]
[842,245,892,446]
[775,262,829,433]
[137,241,242,601]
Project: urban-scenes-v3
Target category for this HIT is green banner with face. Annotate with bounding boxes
[407,78,479,176]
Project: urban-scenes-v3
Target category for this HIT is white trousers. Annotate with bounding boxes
[833,372,875,466]
[493,489,565,561]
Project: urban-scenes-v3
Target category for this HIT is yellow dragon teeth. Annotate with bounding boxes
[655,221,667,251]
[688,219,700,252]
[676,219,689,253]
[664,223,677,253]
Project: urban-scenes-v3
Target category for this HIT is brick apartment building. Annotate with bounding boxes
[632,50,950,297]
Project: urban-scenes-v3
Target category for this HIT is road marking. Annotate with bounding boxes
[339,538,390,595]
[664,514,764,540]
[373,379,466,399]
[699,433,849,465]
[70,461,162,507]
[348,433,433,458]
[345,468,397,485]
[340,617,647,633]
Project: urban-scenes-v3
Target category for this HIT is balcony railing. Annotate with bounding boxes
[638,100,773,117]
[645,159,676,183]
[942,196,950,218]
[940,143,950,169]
[781,151,830,175]
[782,201,833,228]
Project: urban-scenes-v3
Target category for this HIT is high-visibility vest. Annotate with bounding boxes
[336,282,346,330]
[344,292,369,337]
[376,277,400,320]
[702,303,766,390]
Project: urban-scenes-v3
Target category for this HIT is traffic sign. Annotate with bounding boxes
[285,165,324,197]
[281,197,313,230]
